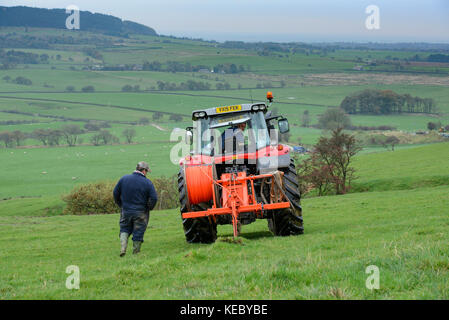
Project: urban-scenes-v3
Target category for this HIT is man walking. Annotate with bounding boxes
[113,161,158,257]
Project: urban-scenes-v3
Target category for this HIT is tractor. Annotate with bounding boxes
[178,92,303,243]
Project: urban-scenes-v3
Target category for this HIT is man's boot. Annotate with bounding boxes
[119,232,129,257]
[133,241,142,254]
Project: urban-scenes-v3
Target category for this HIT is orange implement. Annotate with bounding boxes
[182,170,291,237]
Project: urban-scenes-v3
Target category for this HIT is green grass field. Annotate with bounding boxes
[1,143,448,299]
[1,184,448,299]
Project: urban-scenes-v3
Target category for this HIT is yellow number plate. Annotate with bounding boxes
[216,105,242,113]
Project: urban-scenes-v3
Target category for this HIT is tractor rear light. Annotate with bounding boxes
[277,145,283,151]
[186,155,192,161]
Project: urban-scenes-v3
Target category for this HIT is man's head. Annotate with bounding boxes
[136,161,151,176]
[237,122,247,131]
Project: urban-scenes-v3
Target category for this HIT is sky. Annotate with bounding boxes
[2,0,449,42]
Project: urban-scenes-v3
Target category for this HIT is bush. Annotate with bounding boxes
[82,85,95,93]
[13,76,32,86]
[122,84,133,92]
[151,175,179,210]
[169,114,183,122]
[62,176,179,215]
[62,181,119,215]
[317,108,351,130]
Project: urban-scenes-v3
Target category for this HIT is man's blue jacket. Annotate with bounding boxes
[113,171,158,214]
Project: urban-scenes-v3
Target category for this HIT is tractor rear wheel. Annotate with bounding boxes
[178,169,217,243]
[268,160,304,236]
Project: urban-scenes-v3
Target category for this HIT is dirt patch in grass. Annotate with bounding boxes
[302,73,449,86]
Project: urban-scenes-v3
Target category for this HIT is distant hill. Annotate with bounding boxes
[0,6,157,36]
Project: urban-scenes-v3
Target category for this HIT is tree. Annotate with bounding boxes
[90,133,102,146]
[81,85,95,93]
[11,130,25,146]
[297,153,335,196]
[308,128,362,195]
[13,76,32,86]
[152,112,163,121]
[301,110,310,127]
[84,122,101,131]
[122,128,136,144]
[385,136,400,151]
[65,85,75,92]
[138,117,150,125]
[317,108,351,131]
[122,84,133,92]
[99,130,118,145]
[169,114,183,122]
[47,129,63,146]
[427,122,439,131]
[279,132,291,143]
[0,131,14,148]
[33,129,50,145]
[62,124,83,146]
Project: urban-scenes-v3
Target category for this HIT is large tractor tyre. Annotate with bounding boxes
[268,160,304,236]
[178,169,217,244]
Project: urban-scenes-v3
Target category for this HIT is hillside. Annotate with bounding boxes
[0,6,157,36]
[2,144,449,299]
[1,184,448,299]
[352,142,449,192]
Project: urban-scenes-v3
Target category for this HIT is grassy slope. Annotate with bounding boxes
[352,142,449,192]
[0,141,448,299]
[0,185,448,299]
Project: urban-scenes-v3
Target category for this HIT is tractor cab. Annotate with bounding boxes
[186,101,290,158]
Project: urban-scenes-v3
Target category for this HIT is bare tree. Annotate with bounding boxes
[385,136,400,151]
[0,131,14,148]
[314,128,362,194]
[299,128,361,195]
[122,128,136,144]
[48,129,63,146]
[11,130,25,146]
[301,110,310,127]
[90,133,102,146]
[62,124,83,146]
[33,129,50,146]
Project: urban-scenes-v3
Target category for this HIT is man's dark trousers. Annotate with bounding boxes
[119,211,149,242]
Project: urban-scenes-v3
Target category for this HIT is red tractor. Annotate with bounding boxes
[178,92,303,243]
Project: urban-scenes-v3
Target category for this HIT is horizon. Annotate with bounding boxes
[1,1,449,44]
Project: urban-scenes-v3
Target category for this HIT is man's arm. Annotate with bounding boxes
[113,178,122,208]
[147,180,158,211]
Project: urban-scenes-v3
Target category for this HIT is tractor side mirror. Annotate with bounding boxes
[185,128,193,145]
[278,118,289,134]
